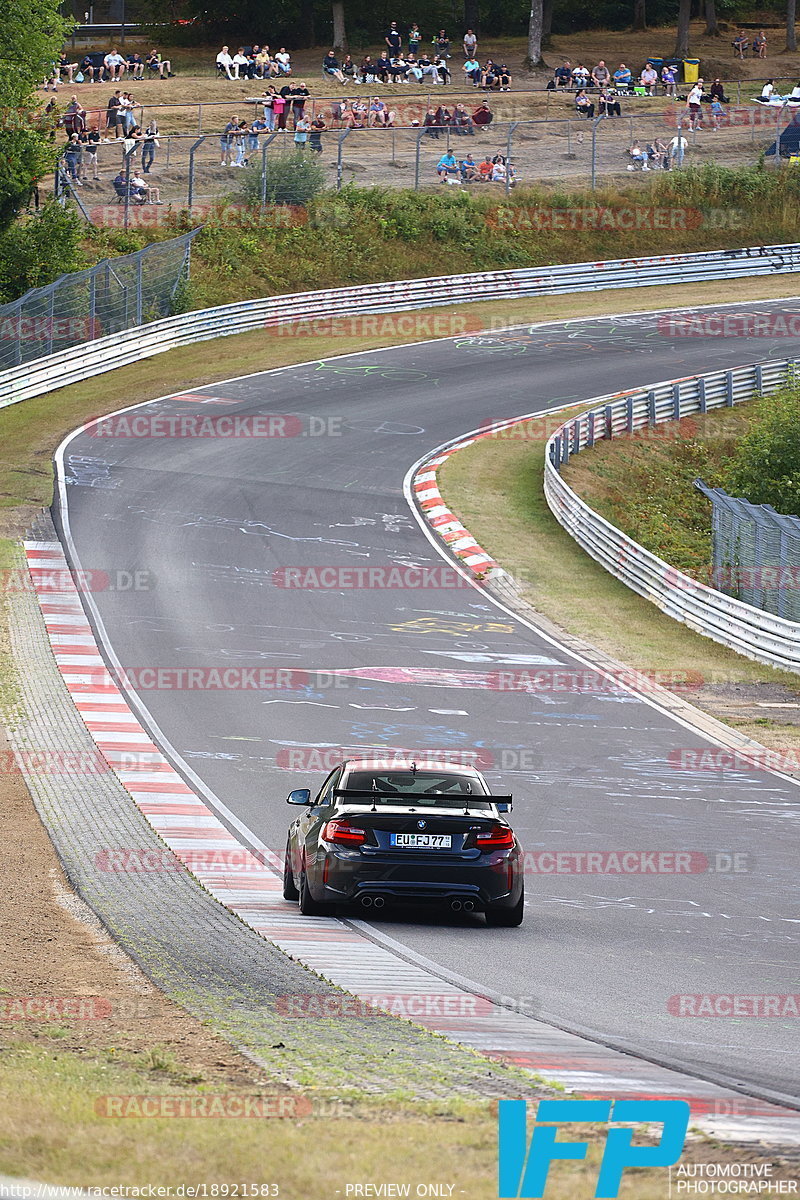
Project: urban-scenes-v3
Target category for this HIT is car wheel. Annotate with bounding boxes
[299,866,333,916]
[485,888,524,927]
[282,839,299,900]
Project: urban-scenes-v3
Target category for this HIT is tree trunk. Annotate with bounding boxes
[464,0,479,36]
[633,0,646,31]
[525,0,544,69]
[542,0,553,46]
[788,0,797,52]
[332,0,347,53]
[674,0,691,57]
[704,0,719,35]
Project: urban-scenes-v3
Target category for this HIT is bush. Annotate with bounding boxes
[239,151,325,208]
[0,202,85,302]
[721,383,800,516]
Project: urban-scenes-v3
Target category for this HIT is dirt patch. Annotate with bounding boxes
[0,719,263,1087]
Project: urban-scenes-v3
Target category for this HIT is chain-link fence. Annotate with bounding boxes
[0,229,199,370]
[63,96,792,225]
[695,481,800,621]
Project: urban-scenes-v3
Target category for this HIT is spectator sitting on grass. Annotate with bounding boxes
[709,78,728,103]
[342,54,360,81]
[433,56,451,83]
[374,53,392,82]
[649,137,669,167]
[761,79,775,100]
[613,63,632,90]
[478,154,493,180]
[575,89,594,117]
[599,88,621,116]
[463,28,477,58]
[423,106,441,137]
[389,54,410,81]
[452,102,474,133]
[491,157,506,182]
[460,153,479,179]
[360,56,376,82]
[437,149,459,180]
[464,56,481,85]
[406,54,423,81]
[640,62,657,93]
[496,63,511,90]
[323,51,346,84]
[369,96,392,126]
[481,59,499,89]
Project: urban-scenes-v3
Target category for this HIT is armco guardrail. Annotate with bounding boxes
[2,242,800,411]
[543,358,800,674]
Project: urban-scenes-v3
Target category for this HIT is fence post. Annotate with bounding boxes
[414,127,424,190]
[336,128,350,191]
[123,146,133,232]
[187,135,205,212]
[136,248,144,326]
[89,270,97,340]
[591,113,606,191]
[774,100,788,161]
[505,122,518,195]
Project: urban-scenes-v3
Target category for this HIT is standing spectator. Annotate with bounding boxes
[141,120,159,173]
[290,82,310,125]
[220,115,238,166]
[274,48,292,75]
[592,60,610,88]
[261,87,277,129]
[661,63,677,96]
[685,79,703,129]
[62,134,83,183]
[117,93,136,135]
[408,23,422,54]
[710,96,725,128]
[233,119,250,165]
[105,90,121,133]
[249,113,267,157]
[104,48,126,81]
[640,62,658,94]
[385,22,402,54]
[309,117,325,153]
[463,28,477,58]
[147,49,173,77]
[80,127,101,180]
[294,114,310,149]
[669,132,687,166]
[273,90,288,130]
[64,95,86,135]
[217,47,235,79]
[127,52,145,79]
[434,30,450,58]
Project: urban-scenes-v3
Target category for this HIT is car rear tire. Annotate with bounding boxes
[299,867,333,916]
[485,889,524,927]
[283,839,299,900]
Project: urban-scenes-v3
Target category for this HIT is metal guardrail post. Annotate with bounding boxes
[591,114,606,191]
[336,128,350,191]
[187,136,205,211]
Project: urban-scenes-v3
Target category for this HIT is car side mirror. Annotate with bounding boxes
[287,788,312,805]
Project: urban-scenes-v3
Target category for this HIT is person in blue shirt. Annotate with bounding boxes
[613,63,632,90]
[436,150,459,180]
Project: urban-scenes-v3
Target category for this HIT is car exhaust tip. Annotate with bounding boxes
[361,895,374,907]
[372,896,386,909]
[450,899,463,912]
[463,900,475,912]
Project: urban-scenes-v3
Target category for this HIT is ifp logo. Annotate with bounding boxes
[498,1099,689,1197]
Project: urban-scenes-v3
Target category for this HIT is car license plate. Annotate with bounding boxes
[390,833,452,849]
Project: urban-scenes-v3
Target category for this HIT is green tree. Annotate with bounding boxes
[0,0,71,230]
[723,385,800,516]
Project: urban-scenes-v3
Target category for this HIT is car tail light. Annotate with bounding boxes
[474,824,515,850]
[321,819,367,846]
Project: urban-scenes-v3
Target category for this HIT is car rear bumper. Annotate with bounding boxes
[315,848,522,909]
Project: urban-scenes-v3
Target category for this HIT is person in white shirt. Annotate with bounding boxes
[463,29,477,58]
[761,79,775,101]
[275,48,291,75]
[669,133,688,166]
[131,172,162,203]
[104,49,126,81]
[216,46,234,80]
[686,80,703,129]
[232,49,249,79]
[639,63,657,94]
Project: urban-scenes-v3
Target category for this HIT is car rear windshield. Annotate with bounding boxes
[342,770,493,809]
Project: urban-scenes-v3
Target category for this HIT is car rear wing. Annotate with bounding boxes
[333,789,512,812]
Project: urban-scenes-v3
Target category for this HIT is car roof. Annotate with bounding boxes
[341,757,484,776]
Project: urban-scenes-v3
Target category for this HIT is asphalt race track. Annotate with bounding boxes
[56,304,800,1106]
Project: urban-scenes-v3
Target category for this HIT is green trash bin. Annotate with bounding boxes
[683,58,700,83]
